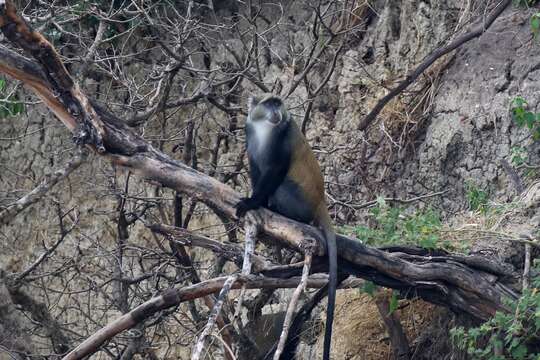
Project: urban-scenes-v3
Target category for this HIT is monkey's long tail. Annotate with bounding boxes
[320,213,337,360]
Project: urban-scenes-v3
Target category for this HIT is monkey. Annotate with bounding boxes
[235,94,337,360]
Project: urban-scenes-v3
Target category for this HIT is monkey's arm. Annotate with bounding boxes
[235,162,289,217]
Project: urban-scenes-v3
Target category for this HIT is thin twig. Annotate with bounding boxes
[273,252,313,360]
[13,222,73,283]
[523,244,531,289]
[233,219,258,324]
[343,190,447,210]
[62,274,343,360]
[191,275,239,360]
[448,228,540,248]
[210,334,237,360]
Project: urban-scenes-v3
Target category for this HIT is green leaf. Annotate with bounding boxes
[525,111,537,129]
[419,234,438,249]
[360,281,377,296]
[12,101,24,115]
[513,109,526,127]
[532,16,540,30]
[512,96,527,108]
[388,291,399,314]
[511,344,528,359]
[492,337,503,351]
[531,14,540,37]
[511,146,527,166]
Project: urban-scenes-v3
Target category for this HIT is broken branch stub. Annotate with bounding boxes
[0,0,105,150]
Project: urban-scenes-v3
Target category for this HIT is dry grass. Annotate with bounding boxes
[440,181,540,253]
[313,289,438,360]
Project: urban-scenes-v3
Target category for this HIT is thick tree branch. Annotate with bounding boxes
[149,223,272,273]
[0,1,106,150]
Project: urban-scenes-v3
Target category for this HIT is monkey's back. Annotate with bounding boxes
[268,121,327,225]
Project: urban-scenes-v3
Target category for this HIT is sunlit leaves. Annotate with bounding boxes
[451,261,540,359]
[531,13,540,38]
[348,197,443,250]
[511,96,540,140]
[0,79,25,119]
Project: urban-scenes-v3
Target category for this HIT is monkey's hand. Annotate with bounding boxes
[235,197,260,218]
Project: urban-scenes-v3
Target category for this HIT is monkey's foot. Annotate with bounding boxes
[235,197,259,218]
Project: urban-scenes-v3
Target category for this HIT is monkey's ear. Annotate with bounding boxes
[248,96,261,113]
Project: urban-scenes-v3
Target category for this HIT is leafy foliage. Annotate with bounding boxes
[451,262,540,359]
[348,198,443,249]
[358,283,400,315]
[511,96,540,140]
[0,79,25,118]
[513,0,539,6]
[388,291,399,314]
[361,281,377,296]
[465,182,490,213]
[512,1,540,37]
[511,146,528,167]
[532,13,540,39]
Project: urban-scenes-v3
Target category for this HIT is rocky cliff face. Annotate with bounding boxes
[401,9,540,214]
[316,3,540,220]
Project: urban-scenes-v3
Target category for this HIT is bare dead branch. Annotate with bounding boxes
[523,244,531,289]
[0,1,108,150]
[233,218,259,325]
[241,217,258,275]
[0,150,86,226]
[149,223,271,272]
[273,252,313,360]
[191,275,239,360]
[61,274,337,360]
[336,190,448,210]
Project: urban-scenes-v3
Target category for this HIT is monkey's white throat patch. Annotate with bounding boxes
[251,120,275,152]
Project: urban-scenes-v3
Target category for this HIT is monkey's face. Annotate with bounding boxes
[250,104,281,125]
[248,95,287,125]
